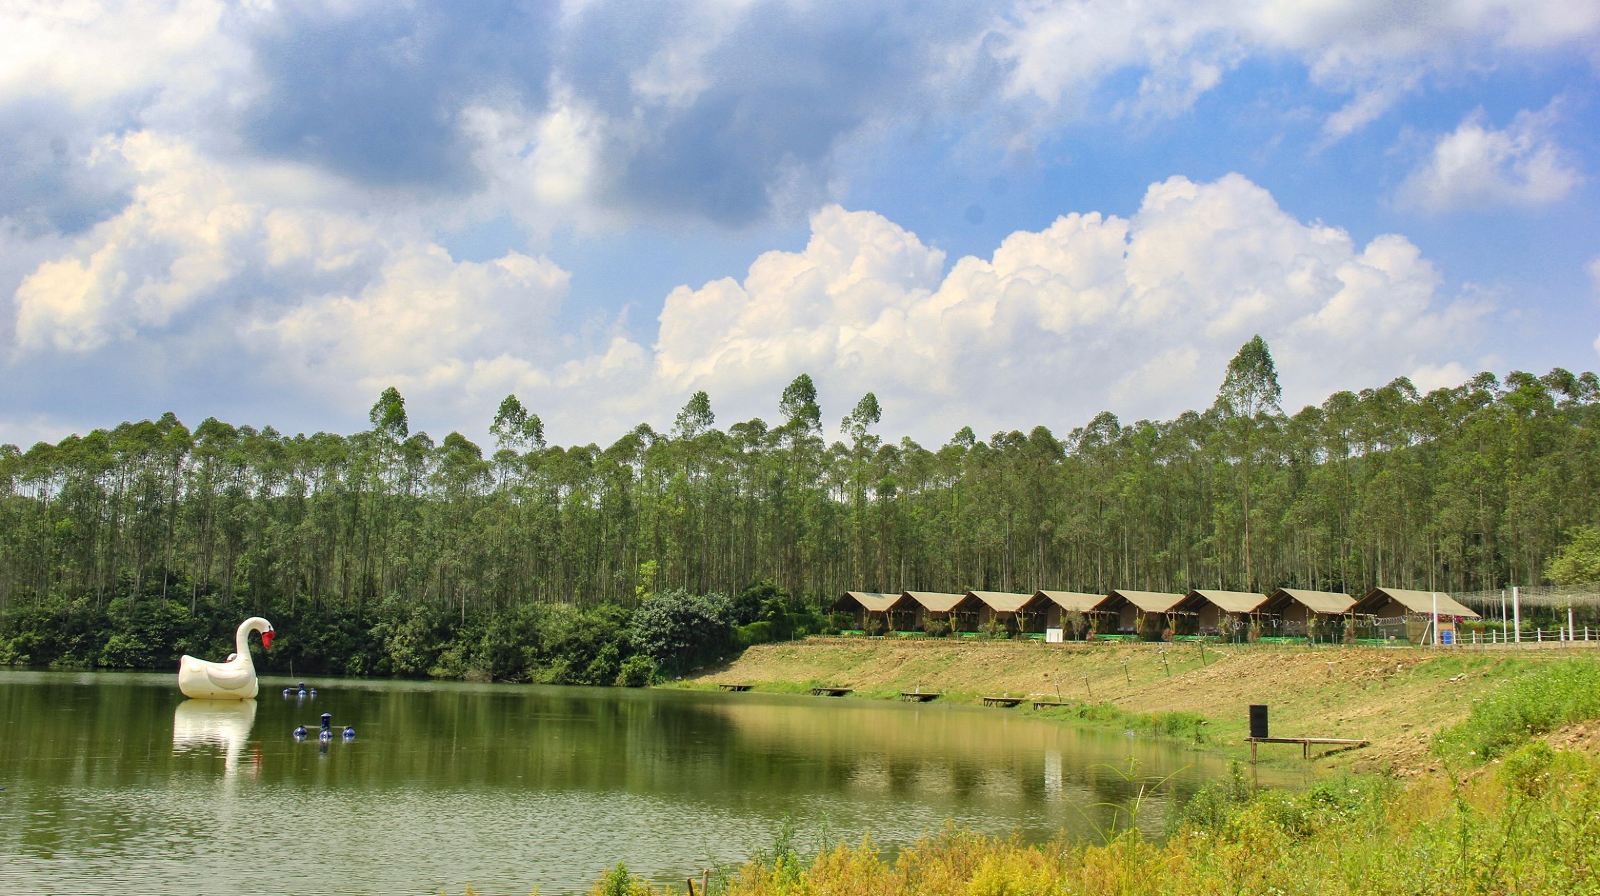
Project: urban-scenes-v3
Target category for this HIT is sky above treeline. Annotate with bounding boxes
[3,1,1598,449]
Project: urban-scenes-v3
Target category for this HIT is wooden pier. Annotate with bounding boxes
[899,691,941,702]
[1247,736,1369,760]
[1030,699,1072,709]
[982,695,1024,707]
[717,683,753,692]
[811,686,853,697]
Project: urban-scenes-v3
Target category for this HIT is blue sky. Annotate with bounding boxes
[2,1,1598,448]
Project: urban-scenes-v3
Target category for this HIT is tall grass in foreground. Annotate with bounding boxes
[576,747,1597,895]
[1434,659,1600,761]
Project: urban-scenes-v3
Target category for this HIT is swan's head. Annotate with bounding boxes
[243,616,275,651]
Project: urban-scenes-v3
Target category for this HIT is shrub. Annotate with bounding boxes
[616,654,657,687]
[735,620,777,648]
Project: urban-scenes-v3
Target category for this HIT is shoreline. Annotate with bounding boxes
[678,637,1600,775]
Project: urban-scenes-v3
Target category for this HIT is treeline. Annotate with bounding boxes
[2,338,1598,675]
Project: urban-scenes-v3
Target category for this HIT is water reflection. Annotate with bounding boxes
[172,699,257,777]
[0,671,1296,896]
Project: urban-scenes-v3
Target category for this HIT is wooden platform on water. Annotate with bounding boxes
[1031,699,1072,709]
[982,695,1024,707]
[1248,736,1369,760]
[811,686,852,697]
[900,691,941,702]
[717,683,753,692]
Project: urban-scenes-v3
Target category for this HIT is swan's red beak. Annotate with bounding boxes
[261,630,275,651]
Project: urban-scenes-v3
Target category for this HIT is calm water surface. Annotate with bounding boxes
[0,671,1272,895]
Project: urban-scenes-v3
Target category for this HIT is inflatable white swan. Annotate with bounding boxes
[178,616,274,700]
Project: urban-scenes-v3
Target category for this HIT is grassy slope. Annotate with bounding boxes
[684,638,1600,773]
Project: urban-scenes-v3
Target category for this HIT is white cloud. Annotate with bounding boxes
[11,132,382,352]
[6,130,643,438]
[251,245,573,397]
[647,174,1489,440]
[0,0,228,109]
[1397,105,1581,212]
[991,0,1600,136]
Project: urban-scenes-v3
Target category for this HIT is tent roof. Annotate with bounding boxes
[1106,589,1187,613]
[838,591,900,613]
[1357,587,1480,619]
[1182,589,1269,614]
[966,590,1033,613]
[903,591,969,613]
[1267,588,1355,615]
[1033,590,1112,613]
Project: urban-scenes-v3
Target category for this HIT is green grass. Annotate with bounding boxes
[567,746,1600,895]
[1032,700,1212,744]
[1435,658,1600,761]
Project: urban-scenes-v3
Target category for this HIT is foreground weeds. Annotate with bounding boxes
[582,748,1600,896]
[1434,658,1600,761]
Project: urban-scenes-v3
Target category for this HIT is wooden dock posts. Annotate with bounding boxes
[1246,703,1367,760]
[900,690,941,702]
[1247,736,1370,760]
[717,683,754,692]
[982,695,1024,707]
[811,686,853,697]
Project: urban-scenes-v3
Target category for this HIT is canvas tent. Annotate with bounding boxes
[1028,590,1115,637]
[834,591,900,632]
[1100,589,1189,639]
[1261,588,1355,637]
[1173,589,1269,637]
[1352,587,1480,619]
[965,590,1038,632]
[1352,587,1479,643]
[900,591,970,633]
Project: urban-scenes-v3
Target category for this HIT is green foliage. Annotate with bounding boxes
[627,589,735,675]
[1435,658,1600,761]
[1545,525,1600,585]
[615,654,656,687]
[734,621,776,648]
[3,359,1600,671]
[589,863,650,896]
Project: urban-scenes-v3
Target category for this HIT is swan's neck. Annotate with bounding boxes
[233,622,256,668]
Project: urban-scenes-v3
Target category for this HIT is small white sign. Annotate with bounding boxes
[1045,627,1064,643]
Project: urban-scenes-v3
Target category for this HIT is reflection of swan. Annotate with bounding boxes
[173,699,258,774]
[178,617,274,699]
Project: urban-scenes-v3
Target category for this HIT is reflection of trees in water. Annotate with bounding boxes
[3,674,1227,844]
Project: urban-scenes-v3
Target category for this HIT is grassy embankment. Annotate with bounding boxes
[561,655,1600,895]
[679,638,1600,774]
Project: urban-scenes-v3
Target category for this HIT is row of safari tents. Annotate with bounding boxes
[835,587,1479,642]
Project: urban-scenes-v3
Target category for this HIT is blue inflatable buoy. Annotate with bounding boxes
[342,726,355,740]
[282,688,292,697]
[309,688,318,697]
[292,726,307,739]
[318,728,332,742]
[297,688,307,698]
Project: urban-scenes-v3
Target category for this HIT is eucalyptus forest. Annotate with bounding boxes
[3,338,1598,679]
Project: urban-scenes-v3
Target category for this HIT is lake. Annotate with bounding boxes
[0,671,1270,895]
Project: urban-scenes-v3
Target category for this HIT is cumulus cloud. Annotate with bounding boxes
[649,175,1489,440]
[2,1,1595,240]
[1397,105,1582,212]
[993,0,1600,138]
[6,130,641,437]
